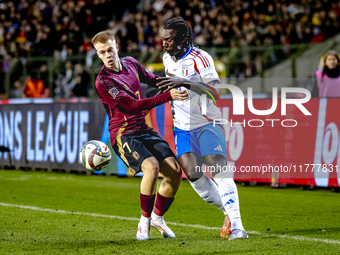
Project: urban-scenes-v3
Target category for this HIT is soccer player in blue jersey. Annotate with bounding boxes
[92,31,189,240]
[157,17,248,240]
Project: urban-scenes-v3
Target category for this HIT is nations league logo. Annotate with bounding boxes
[109,87,119,99]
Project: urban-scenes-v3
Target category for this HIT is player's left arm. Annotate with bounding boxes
[133,59,161,89]
[156,54,220,101]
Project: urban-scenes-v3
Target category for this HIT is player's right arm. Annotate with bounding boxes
[96,77,188,114]
[159,52,220,101]
[156,73,220,102]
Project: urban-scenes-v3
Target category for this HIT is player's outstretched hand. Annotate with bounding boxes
[170,89,188,101]
[156,71,188,92]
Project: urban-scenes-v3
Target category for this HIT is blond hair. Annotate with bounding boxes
[92,31,116,45]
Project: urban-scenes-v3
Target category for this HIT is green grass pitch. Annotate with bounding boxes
[0,170,339,254]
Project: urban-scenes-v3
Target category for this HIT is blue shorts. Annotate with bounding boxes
[173,123,227,159]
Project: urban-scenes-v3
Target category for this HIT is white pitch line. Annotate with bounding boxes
[0,202,339,245]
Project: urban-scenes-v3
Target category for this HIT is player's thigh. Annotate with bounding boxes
[112,134,155,176]
[142,130,177,164]
[173,127,200,159]
[141,130,182,179]
[199,123,227,159]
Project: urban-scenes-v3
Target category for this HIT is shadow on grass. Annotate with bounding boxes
[260,227,340,236]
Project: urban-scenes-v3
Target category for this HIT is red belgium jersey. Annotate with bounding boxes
[95,57,172,145]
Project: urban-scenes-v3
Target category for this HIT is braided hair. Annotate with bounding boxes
[163,17,193,52]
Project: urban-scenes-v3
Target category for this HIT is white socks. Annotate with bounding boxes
[214,171,244,231]
[151,211,162,220]
[140,215,151,221]
[190,173,244,231]
[189,175,227,214]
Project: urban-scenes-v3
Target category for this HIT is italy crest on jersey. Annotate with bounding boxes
[182,64,189,77]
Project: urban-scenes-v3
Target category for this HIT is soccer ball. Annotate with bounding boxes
[80,140,111,171]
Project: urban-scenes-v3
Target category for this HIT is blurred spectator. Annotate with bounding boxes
[39,65,49,88]
[310,27,326,43]
[12,80,24,98]
[0,0,340,88]
[24,71,45,98]
[0,0,338,60]
[72,64,90,97]
[86,44,96,68]
[55,61,73,99]
[302,26,313,43]
[314,51,340,98]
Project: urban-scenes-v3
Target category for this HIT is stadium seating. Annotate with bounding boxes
[1,0,340,97]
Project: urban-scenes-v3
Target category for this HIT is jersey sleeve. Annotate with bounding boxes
[96,76,172,113]
[133,58,159,87]
[96,77,129,109]
[191,52,220,84]
[118,91,172,113]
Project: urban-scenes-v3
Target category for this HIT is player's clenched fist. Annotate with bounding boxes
[170,88,188,101]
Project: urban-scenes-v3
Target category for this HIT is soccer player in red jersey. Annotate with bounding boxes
[93,31,188,240]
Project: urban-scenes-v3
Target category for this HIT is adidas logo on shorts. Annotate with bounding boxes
[214,145,223,151]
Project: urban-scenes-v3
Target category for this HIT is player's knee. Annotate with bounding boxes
[173,161,182,182]
[171,164,182,184]
[205,154,225,167]
[141,157,159,178]
[185,168,203,182]
[170,158,182,174]
[162,158,182,179]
